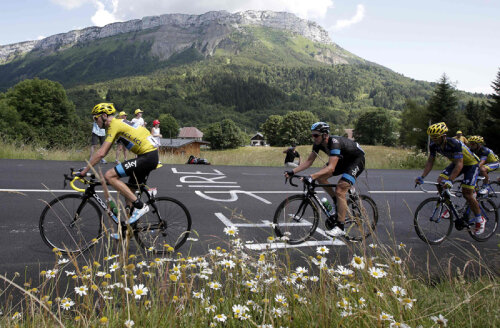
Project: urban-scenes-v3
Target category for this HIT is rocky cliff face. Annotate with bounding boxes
[0,10,332,64]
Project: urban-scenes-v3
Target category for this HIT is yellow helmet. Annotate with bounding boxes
[92,103,116,116]
[468,135,484,144]
[427,122,448,137]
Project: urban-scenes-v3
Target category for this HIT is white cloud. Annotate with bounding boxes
[53,0,335,26]
[91,0,119,26]
[330,4,365,31]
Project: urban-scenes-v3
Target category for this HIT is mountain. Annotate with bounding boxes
[0,10,369,90]
[0,10,483,131]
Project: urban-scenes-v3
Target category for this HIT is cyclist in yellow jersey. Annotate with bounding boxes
[79,103,160,228]
[468,135,499,190]
[415,122,485,234]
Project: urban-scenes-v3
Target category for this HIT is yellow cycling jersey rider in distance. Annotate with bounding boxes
[106,117,159,155]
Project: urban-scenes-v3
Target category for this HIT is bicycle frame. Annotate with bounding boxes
[66,171,155,225]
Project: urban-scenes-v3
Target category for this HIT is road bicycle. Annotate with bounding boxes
[273,175,378,244]
[39,169,192,254]
[414,181,498,245]
[452,178,500,207]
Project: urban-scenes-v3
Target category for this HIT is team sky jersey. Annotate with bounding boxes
[312,135,365,162]
[473,146,499,164]
[429,137,479,166]
[105,118,158,155]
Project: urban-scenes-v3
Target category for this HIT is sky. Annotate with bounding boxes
[0,0,498,94]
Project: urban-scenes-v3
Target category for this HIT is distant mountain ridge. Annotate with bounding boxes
[0,10,334,64]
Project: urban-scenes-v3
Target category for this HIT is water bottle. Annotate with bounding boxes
[321,197,336,217]
[147,187,157,197]
[108,197,118,216]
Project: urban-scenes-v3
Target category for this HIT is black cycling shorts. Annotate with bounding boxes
[114,149,159,186]
[332,155,365,185]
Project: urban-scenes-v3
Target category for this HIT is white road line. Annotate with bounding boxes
[214,213,346,248]
[245,239,345,250]
[188,185,241,188]
[0,189,116,193]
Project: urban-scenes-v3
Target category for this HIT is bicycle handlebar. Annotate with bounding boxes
[64,168,96,192]
[415,180,454,198]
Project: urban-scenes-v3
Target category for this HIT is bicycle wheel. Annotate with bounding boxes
[487,181,500,206]
[134,197,192,253]
[39,194,102,254]
[273,194,319,244]
[469,198,499,242]
[414,197,453,245]
[344,194,378,241]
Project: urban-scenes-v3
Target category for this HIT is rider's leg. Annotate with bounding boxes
[316,175,335,203]
[335,180,351,224]
[479,165,489,184]
[104,168,137,203]
[462,188,480,216]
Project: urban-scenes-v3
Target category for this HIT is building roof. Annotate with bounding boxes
[159,138,209,148]
[251,132,264,140]
[178,127,203,138]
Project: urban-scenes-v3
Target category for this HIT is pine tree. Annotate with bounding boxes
[483,68,500,152]
[426,74,459,134]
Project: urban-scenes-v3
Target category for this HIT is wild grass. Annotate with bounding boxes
[0,141,449,170]
[0,221,498,327]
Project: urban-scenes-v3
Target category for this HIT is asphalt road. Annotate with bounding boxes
[1,159,499,283]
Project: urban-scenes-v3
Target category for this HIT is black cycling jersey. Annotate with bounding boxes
[312,135,365,184]
[312,135,365,162]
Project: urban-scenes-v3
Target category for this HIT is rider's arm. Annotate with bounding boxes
[420,156,435,179]
[479,159,486,167]
[289,152,316,174]
[448,157,464,181]
[81,141,113,175]
[311,156,339,180]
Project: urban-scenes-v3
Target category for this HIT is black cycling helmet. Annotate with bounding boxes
[311,122,330,134]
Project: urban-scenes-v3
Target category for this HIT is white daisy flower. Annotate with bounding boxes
[398,242,406,249]
[274,294,287,304]
[223,226,239,236]
[335,265,354,276]
[312,257,328,268]
[193,291,204,299]
[205,304,217,313]
[430,314,448,327]
[368,267,387,279]
[316,246,329,254]
[61,300,75,310]
[209,281,221,290]
[124,319,135,328]
[132,284,149,300]
[398,297,416,309]
[109,262,120,272]
[391,286,407,296]
[58,258,69,265]
[214,313,227,322]
[350,255,365,269]
[368,243,378,248]
[232,304,249,318]
[74,285,88,296]
[390,322,411,328]
[65,270,76,276]
[392,256,402,264]
[295,266,308,274]
[380,312,393,321]
[45,269,58,279]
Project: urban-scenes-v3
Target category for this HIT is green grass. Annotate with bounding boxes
[0,142,449,170]
[0,224,498,327]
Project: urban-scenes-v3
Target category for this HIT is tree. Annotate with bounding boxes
[204,119,244,150]
[399,100,428,149]
[158,113,180,138]
[278,111,318,146]
[3,78,84,147]
[426,74,459,133]
[260,115,283,146]
[483,68,500,152]
[354,108,397,146]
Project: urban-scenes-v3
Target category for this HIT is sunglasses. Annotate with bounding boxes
[311,134,322,138]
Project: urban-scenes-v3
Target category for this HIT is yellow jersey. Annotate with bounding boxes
[105,118,158,155]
